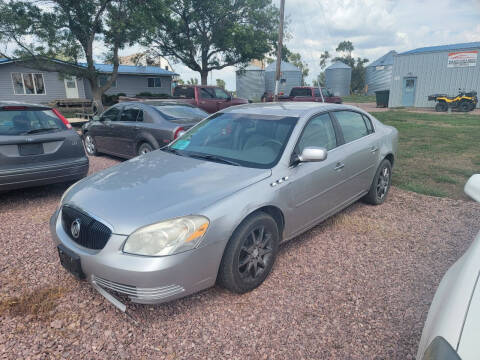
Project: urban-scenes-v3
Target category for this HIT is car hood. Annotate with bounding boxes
[63,151,271,235]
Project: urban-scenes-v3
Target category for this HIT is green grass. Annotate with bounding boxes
[374,110,480,199]
[342,94,376,103]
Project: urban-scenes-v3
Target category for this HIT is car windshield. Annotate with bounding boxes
[167,113,298,169]
[0,109,66,136]
[154,105,208,121]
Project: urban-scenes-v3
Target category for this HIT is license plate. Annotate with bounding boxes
[57,244,85,279]
[19,143,44,156]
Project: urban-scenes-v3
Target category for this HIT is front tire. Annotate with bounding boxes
[83,134,98,156]
[459,101,471,112]
[137,142,153,156]
[363,159,392,205]
[218,212,279,294]
[435,101,448,112]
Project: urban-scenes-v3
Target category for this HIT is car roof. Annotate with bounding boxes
[0,101,51,109]
[221,102,359,118]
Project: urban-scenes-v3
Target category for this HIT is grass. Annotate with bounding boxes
[342,94,376,103]
[374,110,480,199]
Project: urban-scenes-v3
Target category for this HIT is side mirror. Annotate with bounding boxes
[298,147,328,162]
[226,95,232,101]
[92,115,100,121]
[465,174,480,202]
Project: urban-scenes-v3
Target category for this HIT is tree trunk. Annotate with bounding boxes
[200,71,208,85]
[90,79,104,114]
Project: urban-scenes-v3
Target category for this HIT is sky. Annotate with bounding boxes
[143,0,479,91]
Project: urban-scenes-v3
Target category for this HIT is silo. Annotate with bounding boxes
[264,61,302,96]
[325,61,351,96]
[236,65,265,102]
[365,50,396,95]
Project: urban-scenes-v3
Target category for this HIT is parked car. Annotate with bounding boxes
[263,87,342,104]
[82,101,208,159]
[0,102,88,191]
[51,102,397,311]
[416,174,480,360]
[172,85,249,113]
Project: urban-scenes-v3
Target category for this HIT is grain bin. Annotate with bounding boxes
[236,65,265,102]
[366,50,396,95]
[325,61,351,96]
[264,61,302,96]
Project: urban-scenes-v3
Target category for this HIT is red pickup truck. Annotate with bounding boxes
[172,85,249,113]
[263,87,342,104]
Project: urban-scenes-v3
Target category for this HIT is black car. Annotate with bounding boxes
[0,102,89,191]
[82,101,208,158]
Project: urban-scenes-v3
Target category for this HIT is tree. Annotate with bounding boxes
[0,0,147,111]
[216,78,226,89]
[142,0,279,85]
[336,41,354,58]
[319,50,330,70]
[187,77,199,85]
[287,52,309,86]
[332,41,368,93]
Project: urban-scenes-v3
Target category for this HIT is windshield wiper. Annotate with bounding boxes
[22,127,60,135]
[187,152,241,166]
[161,147,184,156]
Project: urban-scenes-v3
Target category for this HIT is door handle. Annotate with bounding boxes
[370,146,379,153]
[334,162,345,171]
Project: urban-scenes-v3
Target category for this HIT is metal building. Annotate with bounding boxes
[325,61,351,96]
[389,42,480,108]
[366,50,396,95]
[235,65,265,102]
[264,61,302,95]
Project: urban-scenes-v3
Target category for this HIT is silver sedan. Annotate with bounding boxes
[50,103,398,310]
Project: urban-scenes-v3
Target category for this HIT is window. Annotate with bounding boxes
[321,88,332,97]
[0,109,65,135]
[296,113,337,152]
[11,73,46,95]
[213,88,229,99]
[335,111,370,143]
[200,87,215,99]
[362,114,374,134]
[98,75,117,88]
[173,86,195,98]
[313,88,321,97]
[147,77,161,88]
[120,106,143,122]
[100,107,120,121]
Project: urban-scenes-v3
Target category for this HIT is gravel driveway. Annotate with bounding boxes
[1,155,479,359]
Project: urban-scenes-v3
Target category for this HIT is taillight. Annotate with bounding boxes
[174,127,185,139]
[52,108,72,129]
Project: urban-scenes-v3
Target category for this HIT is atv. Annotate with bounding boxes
[428,89,478,112]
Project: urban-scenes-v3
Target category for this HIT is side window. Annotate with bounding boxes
[362,114,374,134]
[335,111,369,143]
[214,88,229,99]
[137,110,144,122]
[321,88,330,97]
[101,107,120,121]
[313,88,321,97]
[296,113,337,153]
[200,88,214,99]
[120,106,141,122]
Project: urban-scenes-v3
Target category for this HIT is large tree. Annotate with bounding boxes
[332,41,368,93]
[0,0,147,111]
[143,0,279,85]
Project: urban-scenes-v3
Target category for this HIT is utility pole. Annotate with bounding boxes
[274,0,285,102]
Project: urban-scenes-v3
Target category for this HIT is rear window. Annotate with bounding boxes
[290,88,311,97]
[154,105,208,121]
[173,87,195,98]
[0,109,66,135]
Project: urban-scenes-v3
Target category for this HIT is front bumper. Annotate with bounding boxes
[50,208,222,305]
[0,157,89,191]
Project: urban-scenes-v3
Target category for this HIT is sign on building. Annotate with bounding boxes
[447,50,478,68]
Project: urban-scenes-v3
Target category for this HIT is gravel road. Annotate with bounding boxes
[1,155,479,359]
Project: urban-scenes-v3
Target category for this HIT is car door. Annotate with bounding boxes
[93,106,121,152]
[198,87,218,113]
[112,105,142,157]
[214,88,231,110]
[285,112,351,232]
[331,110,380,199]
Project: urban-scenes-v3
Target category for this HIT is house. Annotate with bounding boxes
[0,58,178,104]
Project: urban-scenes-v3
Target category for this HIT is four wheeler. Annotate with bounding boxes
[428,89,478,112]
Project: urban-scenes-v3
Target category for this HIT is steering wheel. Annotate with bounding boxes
[261,139,283,151]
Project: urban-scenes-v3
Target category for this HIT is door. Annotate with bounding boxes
[402,77,416,106]
[213,88,231,110]
[113,105,143,157]
[198,87,218,113]
[285,113,347,232]
[64,76,79,98]
[332,110,380,199]
[93,106,121,152]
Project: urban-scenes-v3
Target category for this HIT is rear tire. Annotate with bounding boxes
[218,212,279,294]
[137,142,153,156]
[83,134,98,156]
[435,102,448,112]
[363,159,392,205]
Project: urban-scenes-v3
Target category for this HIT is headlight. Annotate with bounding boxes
[123,216,209,256]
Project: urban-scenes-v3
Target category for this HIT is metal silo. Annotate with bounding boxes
[264,61,302,96]
[236,65,265,102]
[325,61,352,96]
[365,50,396,95]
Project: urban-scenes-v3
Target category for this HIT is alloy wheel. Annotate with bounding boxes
[85,135,95,154]
[376,166,390,200]
[238,226,274,280]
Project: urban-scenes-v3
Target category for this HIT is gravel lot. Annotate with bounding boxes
[1,155,479,359]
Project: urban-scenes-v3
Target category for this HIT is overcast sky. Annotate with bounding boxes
[144,0,479,91]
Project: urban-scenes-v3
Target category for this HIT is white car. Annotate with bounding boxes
[417,174,480,360]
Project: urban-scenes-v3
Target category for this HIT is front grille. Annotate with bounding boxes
[61,205,111,250]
